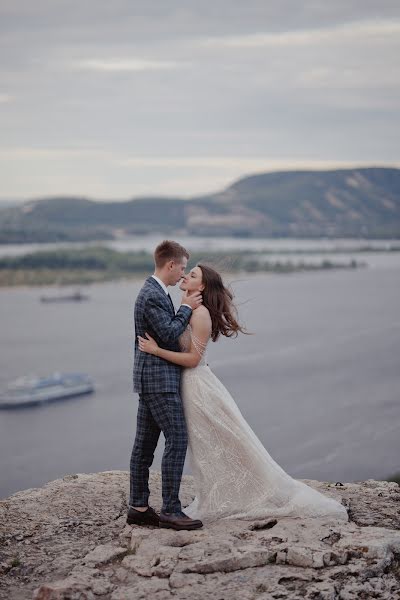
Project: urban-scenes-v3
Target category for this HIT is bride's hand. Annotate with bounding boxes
[138,333,159,355]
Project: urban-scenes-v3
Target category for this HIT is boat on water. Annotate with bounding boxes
[40,291,90,303]
[0,372,95,409]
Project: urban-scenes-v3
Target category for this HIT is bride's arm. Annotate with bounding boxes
[138,308,211,368]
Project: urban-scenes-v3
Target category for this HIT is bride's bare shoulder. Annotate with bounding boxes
[190,305,211,326]
[192,304,210,318]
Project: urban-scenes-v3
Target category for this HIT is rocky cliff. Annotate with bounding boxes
[0,471,399,599]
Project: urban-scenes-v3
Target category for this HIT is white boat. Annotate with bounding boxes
[0,372,95,408]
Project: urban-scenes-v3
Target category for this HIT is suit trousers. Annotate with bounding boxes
[129,391,188,513]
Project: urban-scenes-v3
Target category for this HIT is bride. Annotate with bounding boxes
[138,264,348,523]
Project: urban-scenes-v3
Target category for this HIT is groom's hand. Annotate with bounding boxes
[181,290,203,311]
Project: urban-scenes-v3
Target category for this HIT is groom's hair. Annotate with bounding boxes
[154,240,189,268]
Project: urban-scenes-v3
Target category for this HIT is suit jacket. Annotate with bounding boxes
[133,276,192,394]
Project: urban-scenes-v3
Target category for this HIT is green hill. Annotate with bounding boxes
[1,167,399,242]
[219,168,400,237]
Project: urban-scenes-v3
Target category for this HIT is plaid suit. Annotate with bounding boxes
[129,276,192,513]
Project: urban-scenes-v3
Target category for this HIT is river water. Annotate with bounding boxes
[0,237,399,499]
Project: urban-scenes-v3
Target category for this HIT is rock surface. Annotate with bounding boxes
[0,470,399,599]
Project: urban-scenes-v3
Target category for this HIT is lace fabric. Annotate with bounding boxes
[178,325,348,523]
[179,324,208,366]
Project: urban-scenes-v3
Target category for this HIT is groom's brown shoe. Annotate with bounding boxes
[159,510,203,530]
[127,506,160,527]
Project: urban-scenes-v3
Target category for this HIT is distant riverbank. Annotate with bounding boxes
[1,236,400,258]
[0,246,365,286]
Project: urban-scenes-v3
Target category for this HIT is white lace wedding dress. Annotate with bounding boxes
[179,325,348,523]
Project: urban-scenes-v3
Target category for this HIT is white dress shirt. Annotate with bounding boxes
[151,275,191,310]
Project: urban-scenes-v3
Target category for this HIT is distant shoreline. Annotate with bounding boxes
[1,240,400,251]
[0,246,367,287]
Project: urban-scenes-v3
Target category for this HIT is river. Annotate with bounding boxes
[0,238,399,499]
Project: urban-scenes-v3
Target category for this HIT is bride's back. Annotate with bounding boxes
[179,306,212,367]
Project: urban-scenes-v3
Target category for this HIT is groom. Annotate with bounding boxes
[127,240,203,530]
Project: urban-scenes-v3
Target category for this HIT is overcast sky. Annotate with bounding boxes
[1,1,399,200]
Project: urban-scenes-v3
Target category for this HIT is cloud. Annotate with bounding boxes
[0,3,399,198]
[119,156,400,172]
[71,58,188,72]
[3,147,399,199]
[3,148,399,173]
[0,146,111,160]
[120,157,273,169]
[200,19,400,48]
[0,93,14,103]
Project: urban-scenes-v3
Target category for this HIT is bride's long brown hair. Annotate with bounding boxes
[197,263,247,342]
